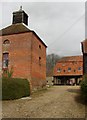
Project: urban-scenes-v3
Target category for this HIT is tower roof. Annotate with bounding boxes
[0,23,47,47]
[0,23,30,36]
[12,6,28,25]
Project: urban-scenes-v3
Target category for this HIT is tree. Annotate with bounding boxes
[46,53,61,77]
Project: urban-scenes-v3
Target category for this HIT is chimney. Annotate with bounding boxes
[12,6,28,26]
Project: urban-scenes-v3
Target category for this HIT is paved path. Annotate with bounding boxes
[2,86,85,118]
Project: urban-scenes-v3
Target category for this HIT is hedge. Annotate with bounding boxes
[2,77,30,100]
[80,75,87,102]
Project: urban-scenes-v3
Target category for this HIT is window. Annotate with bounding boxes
[39,57,41,66]
[3,39,10,45]
[3,53,9,68]
[78,67,81,71]
[57,68,61,72]
[74,70,76,72]
[39,45,41,49]
[63,70,66,72]
[68,67,71,72]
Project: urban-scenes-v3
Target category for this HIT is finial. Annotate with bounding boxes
[20,6,22,11]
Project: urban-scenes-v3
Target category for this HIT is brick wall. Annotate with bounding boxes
[2,32,46,90]
[0,37,2,77]
[31,33,46,89]
[2,32,32,79]
[81,40,87,75]
[54,56,83,77]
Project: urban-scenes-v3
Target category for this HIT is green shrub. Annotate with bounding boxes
[2,77,30,100]
[80,75,87,101]
[2,67,13,79]
[7,67,13,79]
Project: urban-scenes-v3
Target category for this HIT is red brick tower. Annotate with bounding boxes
[0,7,47,91]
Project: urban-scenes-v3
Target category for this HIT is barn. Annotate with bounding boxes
[53,56,83,85]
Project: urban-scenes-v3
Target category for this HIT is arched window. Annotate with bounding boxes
[3,39,10,45]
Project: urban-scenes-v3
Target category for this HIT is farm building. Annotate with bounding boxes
[81,39,87,75]
[53,56,83,85]
[0,7,47,90]
[0,40,2,78]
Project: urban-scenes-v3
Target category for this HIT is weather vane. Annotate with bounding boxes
[20,6,22,11]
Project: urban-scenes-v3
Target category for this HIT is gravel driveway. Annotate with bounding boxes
[2,86,86,118]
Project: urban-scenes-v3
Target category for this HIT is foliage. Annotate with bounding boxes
[80,75,87,101]
[7,67,13,78]
[2,77,30,100]
[2,67,13,79]
[46,53,61,77]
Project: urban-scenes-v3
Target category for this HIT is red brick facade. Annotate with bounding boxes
[0,37,2,77]
[81,39,87,53]
[30,33,46,89]
[0,8,47,91]
[53,56,83,85]
[54,56,83,76]
[1,29,47,90]
[81,39,87,75]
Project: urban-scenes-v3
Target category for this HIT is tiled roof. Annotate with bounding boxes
[57,55,83,62]
[0,23,47,47]
[0,23,31,36]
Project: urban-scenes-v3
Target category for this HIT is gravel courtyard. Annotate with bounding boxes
[2,86,86,118]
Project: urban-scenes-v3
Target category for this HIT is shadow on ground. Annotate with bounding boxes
[67,87,80,94]
[67,87,87,118]
[67,88,86,105]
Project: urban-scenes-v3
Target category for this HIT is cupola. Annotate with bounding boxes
[12,6,28,26]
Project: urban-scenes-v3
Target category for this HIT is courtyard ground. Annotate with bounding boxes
[2,86,86,118]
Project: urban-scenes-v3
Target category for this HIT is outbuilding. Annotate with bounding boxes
[0,7,47,91]
[53,56,83,85]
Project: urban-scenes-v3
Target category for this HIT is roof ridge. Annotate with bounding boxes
[58,55,83,62]
[63,55,83,58]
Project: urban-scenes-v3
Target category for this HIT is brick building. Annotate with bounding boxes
[0,40,2,78]
[0,7,47,90]
[53,56,83,85]
[81,39,87,75]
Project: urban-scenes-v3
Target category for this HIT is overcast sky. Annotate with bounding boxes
[0,2,85,56]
